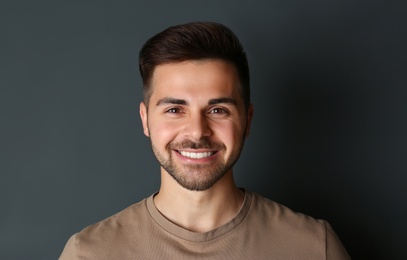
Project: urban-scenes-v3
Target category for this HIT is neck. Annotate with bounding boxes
[154,170,244,233]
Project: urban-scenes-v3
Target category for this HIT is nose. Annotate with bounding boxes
[183,112,212,141]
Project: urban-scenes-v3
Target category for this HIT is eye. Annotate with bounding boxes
[165,107,182,114]
[209,108,228,114]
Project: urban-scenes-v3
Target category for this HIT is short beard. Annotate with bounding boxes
[151,138,243,191]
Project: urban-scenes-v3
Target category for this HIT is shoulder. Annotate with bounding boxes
[244,191,328,246]
[78,198,148,240]
[246,191,350,259]
[250,191,325,228]
[59,197,152,259]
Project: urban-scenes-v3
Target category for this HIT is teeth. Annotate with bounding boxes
[179,151,214,159]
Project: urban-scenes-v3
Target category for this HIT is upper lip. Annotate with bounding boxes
[176,149,216,152]
[177,150,216,159]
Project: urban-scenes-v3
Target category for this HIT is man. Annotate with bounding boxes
[60,22,350,259]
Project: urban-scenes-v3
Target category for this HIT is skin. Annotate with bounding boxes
[139,59,253,232]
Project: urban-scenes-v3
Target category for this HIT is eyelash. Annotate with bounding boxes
[165,107,183,114]
[164,107,229,116]
[209,108,228,114]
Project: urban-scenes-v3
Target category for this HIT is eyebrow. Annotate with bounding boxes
[156,97,188,106]
[208,97,237,106]
[156,97,237,106]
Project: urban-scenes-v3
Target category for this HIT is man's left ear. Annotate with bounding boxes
[245,103,254,138]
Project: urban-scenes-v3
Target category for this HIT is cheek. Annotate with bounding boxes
[212,121,244,145]
[149,121,180,145]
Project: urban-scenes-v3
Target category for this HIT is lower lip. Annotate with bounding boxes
[174,150,218,163]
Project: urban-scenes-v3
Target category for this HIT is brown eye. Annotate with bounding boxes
[165,107,184,114]
[210,108,228,114]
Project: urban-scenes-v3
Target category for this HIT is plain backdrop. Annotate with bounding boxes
[1,0,406,259]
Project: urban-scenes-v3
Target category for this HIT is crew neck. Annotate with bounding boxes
[146,190,253,242]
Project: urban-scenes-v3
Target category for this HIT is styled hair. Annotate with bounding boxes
[139,21,250,109]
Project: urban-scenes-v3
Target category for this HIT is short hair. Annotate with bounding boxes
[139,21,250,109]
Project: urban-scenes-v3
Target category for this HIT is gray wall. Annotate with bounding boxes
[1,0,406,259]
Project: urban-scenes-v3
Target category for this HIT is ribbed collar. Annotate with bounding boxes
[146,190,252,242]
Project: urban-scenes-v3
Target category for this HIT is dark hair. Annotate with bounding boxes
[139,21,250,109]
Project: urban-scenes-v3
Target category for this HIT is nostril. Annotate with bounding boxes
[183,116,212,139]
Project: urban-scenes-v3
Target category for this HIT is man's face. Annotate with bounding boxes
[140,59,253,191]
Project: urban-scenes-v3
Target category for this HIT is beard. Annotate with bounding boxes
[151,137,244,191]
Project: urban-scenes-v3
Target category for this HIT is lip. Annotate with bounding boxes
[174,149,218,162]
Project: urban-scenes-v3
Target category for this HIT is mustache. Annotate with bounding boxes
[169,138,225,150]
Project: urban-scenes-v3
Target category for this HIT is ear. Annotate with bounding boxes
[139,102,150,137]
[245,103,254,138]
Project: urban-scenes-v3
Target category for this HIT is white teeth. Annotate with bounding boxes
[179,151,214,159]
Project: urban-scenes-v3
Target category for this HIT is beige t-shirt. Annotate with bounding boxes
[60,191,350,259]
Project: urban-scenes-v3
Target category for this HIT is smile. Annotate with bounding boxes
[178,151,215,159]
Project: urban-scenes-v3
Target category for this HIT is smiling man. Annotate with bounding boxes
[60,22,350,259]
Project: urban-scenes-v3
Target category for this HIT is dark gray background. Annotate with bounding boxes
[1,0,406,259]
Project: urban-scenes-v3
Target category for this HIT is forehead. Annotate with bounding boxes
[150,60,242,101]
